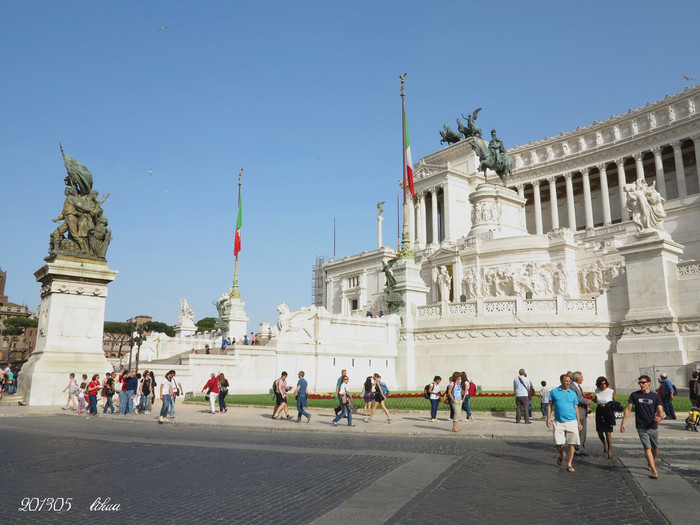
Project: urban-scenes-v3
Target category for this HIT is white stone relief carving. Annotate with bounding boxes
[578,261,624,294]
[648,112,657,128]
[416,305,441,318]
[668,105,676,122]
[678,261,700,276]
[689,98,696,115]
[448,303,476,315]
[524,299,557,312]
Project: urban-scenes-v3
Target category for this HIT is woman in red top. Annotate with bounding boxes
[87,374,101,416]
[202,373,220,414]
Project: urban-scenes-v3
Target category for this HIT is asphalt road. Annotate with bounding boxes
[2,416,698,524]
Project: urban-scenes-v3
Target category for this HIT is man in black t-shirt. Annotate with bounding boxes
[621,375,664,479]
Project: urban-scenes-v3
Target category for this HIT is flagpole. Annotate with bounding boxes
[230,168,243,299]
[398,74,414,259]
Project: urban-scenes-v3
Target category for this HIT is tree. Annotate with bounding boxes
[103,322,135,355]
[1,317,38,359]
[143,321,175,338]
[195,317,217,333]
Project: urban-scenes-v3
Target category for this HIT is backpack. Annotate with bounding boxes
[468,381,477,397]
[380,382,389,396]
[272,380,278,394]
[424,384,432,399]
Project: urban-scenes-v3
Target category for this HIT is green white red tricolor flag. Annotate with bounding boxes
[234,184,242,257]
[403,100,416,199]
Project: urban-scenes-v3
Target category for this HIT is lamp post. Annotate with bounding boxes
[129,325,147,372]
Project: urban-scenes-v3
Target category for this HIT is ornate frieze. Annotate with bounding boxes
[412,327,609,340]
[678,261,700,277]
[40,281,106,298]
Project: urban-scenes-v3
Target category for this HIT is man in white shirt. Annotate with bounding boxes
[159,370,176,424]
[513,368,532,423]
[570,371,591,455]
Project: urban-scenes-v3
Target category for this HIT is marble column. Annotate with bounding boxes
[581,168,594,230]
[633,152,645,181]
[671,141,687,198]
[442,183,451,242]
[532,180,543,235]
[419,194,427,247]
[597,164,612,226]
[547,176,559,230]
[651,147,667,199]
[431,190,439,244]
[564,172,576,230]
[692,135,700,193]
[616,159,627,221]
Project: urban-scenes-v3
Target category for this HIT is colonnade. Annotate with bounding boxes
[412,187,444,247]
[515,136,700,234]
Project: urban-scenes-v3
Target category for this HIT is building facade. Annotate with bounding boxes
[320,86,700,391]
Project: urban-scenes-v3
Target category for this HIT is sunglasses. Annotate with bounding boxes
[638,380,649,384]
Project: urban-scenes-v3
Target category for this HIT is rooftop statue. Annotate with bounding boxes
[439,124,461,146]
[468,128,513,187]
[458,107,482,139]
[624,179,668,237]
[49,146,112,260]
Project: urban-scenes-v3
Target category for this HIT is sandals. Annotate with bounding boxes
[567,466,575,472]
[557,456,564,466]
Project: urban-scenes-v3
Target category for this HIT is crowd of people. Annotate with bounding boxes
[0,363,19,398]
[60,369,184,421]
[52,363,695,479]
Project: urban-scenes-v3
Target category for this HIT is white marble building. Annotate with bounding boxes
[319,86,700,391]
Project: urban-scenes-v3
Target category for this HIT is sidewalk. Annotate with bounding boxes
[2,401,698,443]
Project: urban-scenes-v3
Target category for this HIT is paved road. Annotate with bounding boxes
[2,414,698,524]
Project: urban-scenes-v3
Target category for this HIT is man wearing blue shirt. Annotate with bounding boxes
[292,371,311,423]
[658,373,676,420]
[546,374,582,472]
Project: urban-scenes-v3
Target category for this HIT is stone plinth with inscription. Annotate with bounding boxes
[468,184,528,240]
[19,257,118,405]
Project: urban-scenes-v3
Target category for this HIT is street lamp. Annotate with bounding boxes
[128,325,147,371]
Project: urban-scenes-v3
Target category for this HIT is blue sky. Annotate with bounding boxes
[1,1,698,331]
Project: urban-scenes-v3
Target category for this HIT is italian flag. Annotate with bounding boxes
[404,105,416,198]
[234,186,242,257]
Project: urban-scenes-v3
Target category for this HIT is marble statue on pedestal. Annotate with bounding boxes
[624,179,668,237]
[437,266,452,302]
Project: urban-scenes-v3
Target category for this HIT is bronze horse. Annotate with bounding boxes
[468,138,513,187]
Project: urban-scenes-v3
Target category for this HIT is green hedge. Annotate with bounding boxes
[187,392,694,413]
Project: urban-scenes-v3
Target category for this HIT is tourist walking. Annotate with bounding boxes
[218,373,229,413]
[690,371,699,408]
[332,375,355,427]
[513,368,532,423]
[139,370,152,414]
[292,371,311,423]
[122,370,138,415]
[102,376,115,414]
[546,374,582,472]
[621,375,664,478]
[362,376,373,417]
[159,370,176,424]
[365,373,391,423]
[571,371,591,454]
[539,381,550,418]
[61,373,78,410]
[333,369,347,417]
[658,373,676,419]
[447,372,463,433]
[202,373,220,414]
[428,376,442,422]
[593,376,618,459]
[87,374,101,416]
[462,372,474,421]
[272,372,293,420]
[169,372,183,419]
[77,382,87,414]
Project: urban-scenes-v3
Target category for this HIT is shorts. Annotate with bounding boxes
[275,393,286,405]
[364,393,372,403]
[637,428,659,450]
[374,392,383,403]
[553,420,580,446]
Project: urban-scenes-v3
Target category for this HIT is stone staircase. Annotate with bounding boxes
[0,394,24,406]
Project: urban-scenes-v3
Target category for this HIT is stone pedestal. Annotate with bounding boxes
[613,232,687,389]
[223,296,249,340]
[392,258,429,390]
[468,184,528,239]
[174,320,196,338]
[19,257,118,405]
